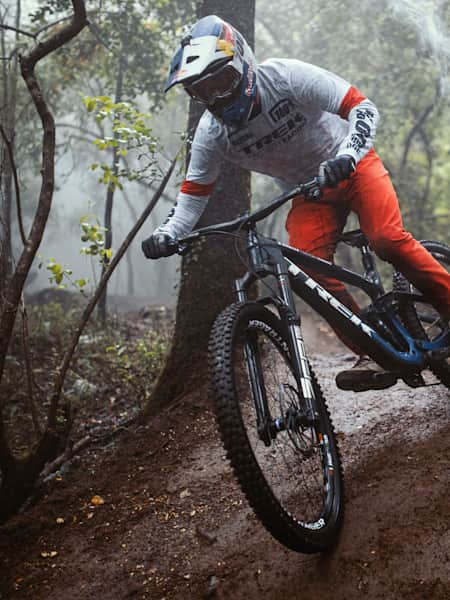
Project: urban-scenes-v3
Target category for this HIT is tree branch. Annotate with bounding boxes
[399,103,435,177]
[0,123,26,244]
[0,0,88,376]
[20,295,42,436]
[122,155,173,203]
[0,23,35,39]
[0,1,88,475]
[1,14,84,44]
[47,154,178,428]
[398,78,443,180]
[34,16,72,38]
[20,0,87,68]
[37,435,91,484]
[1,16,8,104]
[417,126,432,204]
[36,412,137,487]
[86,17,118,56]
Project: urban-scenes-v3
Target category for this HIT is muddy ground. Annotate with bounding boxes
[0,312,449,600]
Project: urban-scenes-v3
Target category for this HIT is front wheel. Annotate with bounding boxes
[393,240,450,388]
[208,302,344,553]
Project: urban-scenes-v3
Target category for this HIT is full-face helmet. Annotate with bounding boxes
[164,15,257,125]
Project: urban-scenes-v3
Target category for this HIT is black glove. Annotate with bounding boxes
[142,232,177,259]
[318,155,356,188]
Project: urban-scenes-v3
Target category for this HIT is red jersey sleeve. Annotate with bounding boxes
[338,86,367,120]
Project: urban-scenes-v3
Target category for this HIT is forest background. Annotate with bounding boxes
[0,0,449,521]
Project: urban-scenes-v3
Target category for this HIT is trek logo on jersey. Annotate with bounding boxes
[241,112,306,154]
[229,99,307,155]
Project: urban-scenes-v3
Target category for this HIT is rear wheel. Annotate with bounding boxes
[393,240,450,388]
[208,302,344,553]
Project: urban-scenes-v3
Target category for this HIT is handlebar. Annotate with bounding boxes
[177,176,322,250]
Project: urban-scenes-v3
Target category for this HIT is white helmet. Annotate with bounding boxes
[164,15,257,125]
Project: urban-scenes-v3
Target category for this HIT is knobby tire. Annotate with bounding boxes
[393,240,450,388]
[208,302,344,553]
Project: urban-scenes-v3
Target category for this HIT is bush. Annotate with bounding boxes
[1,302,170,453]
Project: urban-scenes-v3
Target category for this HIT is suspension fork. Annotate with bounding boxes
[245,331,274,445]
[234,258,319,426]
[234,271,274,444]
[232,235,319,440]
[273,262,319,424]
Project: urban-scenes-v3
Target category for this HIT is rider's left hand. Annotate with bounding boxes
[319,155,356,188]
[142,232,177,259]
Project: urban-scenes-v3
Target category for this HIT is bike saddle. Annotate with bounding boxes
[338,229,369,248]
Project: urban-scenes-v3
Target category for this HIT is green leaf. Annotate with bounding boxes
[84,97,97,112]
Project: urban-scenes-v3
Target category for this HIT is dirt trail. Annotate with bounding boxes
[0,313,449,600]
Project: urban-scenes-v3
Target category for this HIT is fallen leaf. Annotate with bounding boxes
[56,517,65,524]
[179,489,191,499]
[41,551,58,558]
[91,495,105,506]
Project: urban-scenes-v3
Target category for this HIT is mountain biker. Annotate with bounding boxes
[142,15,450,391]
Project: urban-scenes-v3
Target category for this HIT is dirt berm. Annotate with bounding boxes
[0,313,449,599]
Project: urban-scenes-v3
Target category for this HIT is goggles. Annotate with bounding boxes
[184,63,241,106]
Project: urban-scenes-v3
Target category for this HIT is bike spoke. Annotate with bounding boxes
[235,327,329,525]
[210,303,343,552]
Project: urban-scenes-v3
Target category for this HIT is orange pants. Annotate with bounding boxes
[286,149,450,354]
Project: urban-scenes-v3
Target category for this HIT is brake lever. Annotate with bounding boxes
[302,178,323,202]
[177,242,190,256]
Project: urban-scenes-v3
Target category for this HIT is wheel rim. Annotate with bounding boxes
[232,319,336,528]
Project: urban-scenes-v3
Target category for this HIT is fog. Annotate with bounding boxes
[30,95,189,307]
[3,0,450,310]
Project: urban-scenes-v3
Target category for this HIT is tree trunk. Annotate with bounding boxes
[97,44,126,321]
[0,0,88,523]
[0,142,14,286]
[0,0,21,288]
[144,0,255,417]
[0,430,60,523]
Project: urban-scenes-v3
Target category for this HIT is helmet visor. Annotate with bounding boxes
[184,64,241,105]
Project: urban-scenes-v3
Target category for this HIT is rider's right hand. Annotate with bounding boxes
[142,232,178,259]
[318,155,356,188]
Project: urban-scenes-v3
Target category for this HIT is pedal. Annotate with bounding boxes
[401,373,426,388]
[335,371,397,392]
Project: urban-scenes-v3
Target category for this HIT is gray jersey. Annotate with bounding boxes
[157,59,379,238]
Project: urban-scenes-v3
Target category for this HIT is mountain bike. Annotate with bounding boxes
[171,178,450,554]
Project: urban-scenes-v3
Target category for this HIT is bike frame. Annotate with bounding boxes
[234,227,450,379]
[179,179,449,416]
